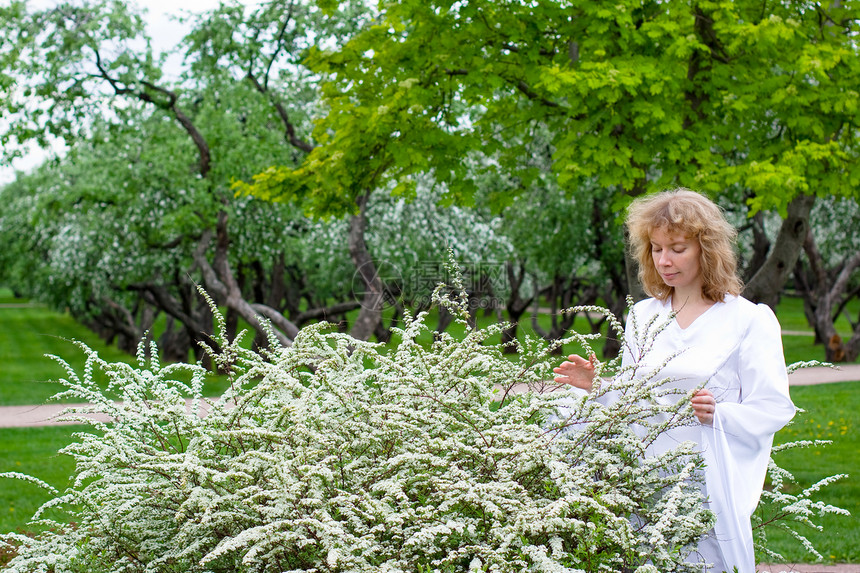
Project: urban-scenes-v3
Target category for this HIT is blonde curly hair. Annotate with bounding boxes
[626,188,742,303]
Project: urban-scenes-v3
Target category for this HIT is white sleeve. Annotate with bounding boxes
[701,302,796,571]
[711,303,796,479]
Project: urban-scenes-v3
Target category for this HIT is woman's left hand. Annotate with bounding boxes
[691,389,716,425]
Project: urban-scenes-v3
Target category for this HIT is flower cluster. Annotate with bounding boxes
[0,285,838,572]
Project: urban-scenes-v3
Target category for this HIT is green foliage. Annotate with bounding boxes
[0,0,158,150]
[236,0,860,217]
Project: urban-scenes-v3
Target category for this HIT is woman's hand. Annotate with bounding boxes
[691,389,716,425]
[552,354,596,392]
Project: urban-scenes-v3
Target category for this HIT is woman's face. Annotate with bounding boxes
[650,226,703,293]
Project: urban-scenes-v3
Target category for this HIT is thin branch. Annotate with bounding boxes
[245,72,314,153]
[515,80,560,108]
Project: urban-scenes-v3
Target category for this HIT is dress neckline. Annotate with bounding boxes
[667,295,723,331]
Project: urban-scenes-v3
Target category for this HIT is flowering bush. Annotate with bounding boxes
[0,280,846,572]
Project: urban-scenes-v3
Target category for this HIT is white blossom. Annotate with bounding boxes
[0,282,846,572]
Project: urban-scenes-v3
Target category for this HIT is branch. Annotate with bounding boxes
[828,249,860,305]
[90,47,212,177]
[250,303,301,339]
[692,9,731,64]
[245,72,314,153]
[295,301,362,324]
[127,282,200,330]
[101,297,140,338]
[834,282,860,330]
[515,80,560,108]
[529,290,549,339]
[802,229,829,291]
[262,0,297,90]
[194,213,299,346]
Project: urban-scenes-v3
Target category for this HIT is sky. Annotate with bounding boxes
[0,0,237,184]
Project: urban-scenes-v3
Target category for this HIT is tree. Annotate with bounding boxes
[241,0,860,307]
[0,0,376,352]
[0,105,290,360]
[5,0,858,353]
[0,110,217,359]
[793,196,860,362]
[185,0,389,341]
[476,174,627,356]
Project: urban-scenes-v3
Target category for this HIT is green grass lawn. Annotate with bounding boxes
[0,427,78,535]
[763,382,859,563]
[0,291,230,406]
[0,303,137,406]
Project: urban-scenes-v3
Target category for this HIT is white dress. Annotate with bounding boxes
[618,295,796,572]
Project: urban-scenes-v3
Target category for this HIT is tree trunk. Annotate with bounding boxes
[801,229,840,358]
[845,331,860,363]
[128,280,215,365]
[436,306,456,335]
[742,210,772,283]
[267,253,287,310]
[501,261,533,354]
[795,228,860,363]
[743,194,815,308]
[194,211,300,347]
[597,291,628,359]
[590,197,628,358]
[374,303,402,344]
[500,308,527,353]
[92,296,143,354]
[225,307,240,343]
[348,192,385,341]
[159,316,192,363]
[623,227,647,303]
[792,258,822,344]
[531,275,582,355]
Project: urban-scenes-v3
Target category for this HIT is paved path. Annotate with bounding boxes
[758,565,860,572]
[0,399,220,428]
[787,364,860,385]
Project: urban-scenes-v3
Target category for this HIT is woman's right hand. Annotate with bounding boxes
[552,354,596,392]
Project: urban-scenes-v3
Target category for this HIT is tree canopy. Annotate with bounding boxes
[1,0,860,360]
[239,0,860,217]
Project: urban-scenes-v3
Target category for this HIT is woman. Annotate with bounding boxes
[553,189,796,572]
